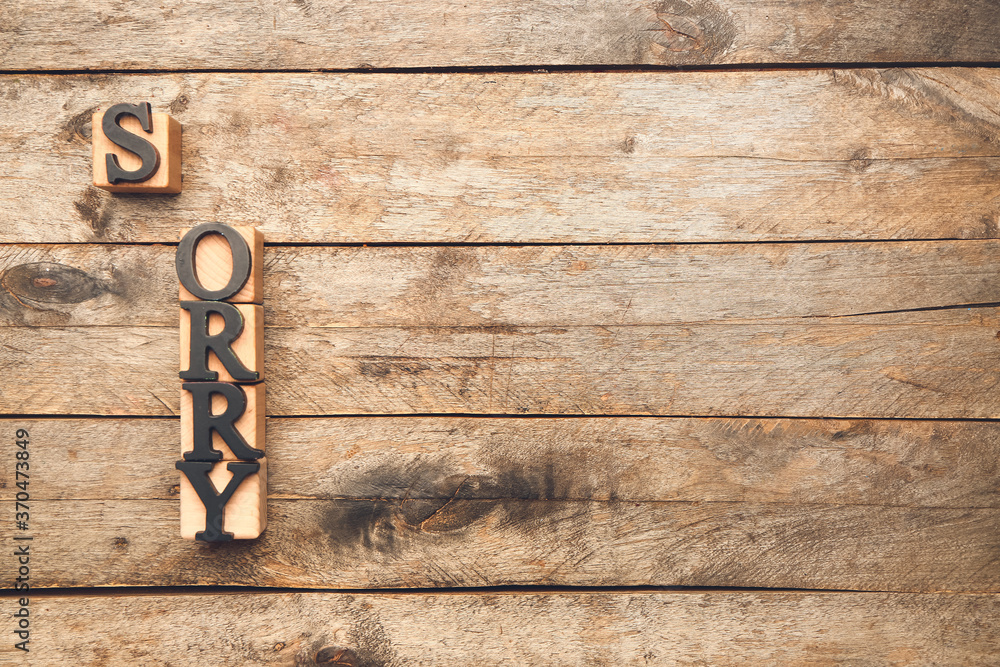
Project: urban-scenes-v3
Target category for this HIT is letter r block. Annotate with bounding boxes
[181,383,265,460]
[180,303,264,383]
[92,110,182,193]
[179,458,267,540]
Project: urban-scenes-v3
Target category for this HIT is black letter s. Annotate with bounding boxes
[102,102,160,184]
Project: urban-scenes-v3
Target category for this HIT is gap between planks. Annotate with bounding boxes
[3,62,1000,76]
[0,584,953,600]
[19,498,999,512]
[9,413,1000,422]
[10,237,1000,247]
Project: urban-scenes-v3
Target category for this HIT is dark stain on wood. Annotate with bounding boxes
[355,359,438,386]
[849,148,875,173]
[73,187,115,237]
[2,261,107,305]
[982,215,1000,238]
[57,105,97,144]
[321,501,399,554]
[915,0,1000,61]
[319,458,574,554]
[396,247,485,326]
[358,362,391,378]
[342,603,396,667]
[268,164,295,189]
[168,92,189,115]
[314,646,360,666]
[300,601,395,666]
[291,0,315,18]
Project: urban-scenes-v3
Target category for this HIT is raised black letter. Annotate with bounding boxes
[102,102,160,184]
[180,301,258,382]
[175,461,260,542]
[183,382,262,462]
[176,223,252,301]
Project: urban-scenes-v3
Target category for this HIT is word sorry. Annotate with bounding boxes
[176,223,267,541]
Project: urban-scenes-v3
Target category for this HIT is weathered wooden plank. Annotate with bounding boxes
[3,242,998,418]
[3,314,998,417]
[5,417,998,591]
[10,416,999,508]
[9,498,1000,590]
[4,591,997,665]
[4,241,1000,327]
[2,70,999,243]
[4,1,1000,70]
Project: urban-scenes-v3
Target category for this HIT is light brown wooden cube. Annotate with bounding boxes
[92,110,182,193]
[181,382,265,460]
[180,458,267,540]
[179,226,263,304]
[180,303,264,383]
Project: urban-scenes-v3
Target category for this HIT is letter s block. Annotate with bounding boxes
[92,103,182,193]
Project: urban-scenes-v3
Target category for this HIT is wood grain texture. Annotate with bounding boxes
[2,70,999,243]
[3,313,999,417]
[2,417,998,591]
[3,241,1000,418]
[12,416,1000,508]
[3,0,997,654]
[3,591,997,665]
[9,498,1000,590]
[3,0,1000,70]
[4,241,1000,328]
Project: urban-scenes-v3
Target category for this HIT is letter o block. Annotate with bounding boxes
[92,109,182,193]
[179,226,263,304]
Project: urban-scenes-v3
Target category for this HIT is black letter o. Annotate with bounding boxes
[176,223,252,301]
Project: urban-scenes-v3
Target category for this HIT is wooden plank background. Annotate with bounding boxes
[2,1,999,664]
[3,70,1000,244]
[4,0,1000,69]
[1,591,998,664]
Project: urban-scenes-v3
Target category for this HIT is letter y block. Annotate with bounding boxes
[177,459,267,541]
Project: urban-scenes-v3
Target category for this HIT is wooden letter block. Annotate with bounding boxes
[179,226,263,304]
[180,303,264,383]
[179,458,267,541]
[181,382,265,460]
[92,105,182,193]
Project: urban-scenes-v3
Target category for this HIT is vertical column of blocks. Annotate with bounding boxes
[176,224,266,542]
